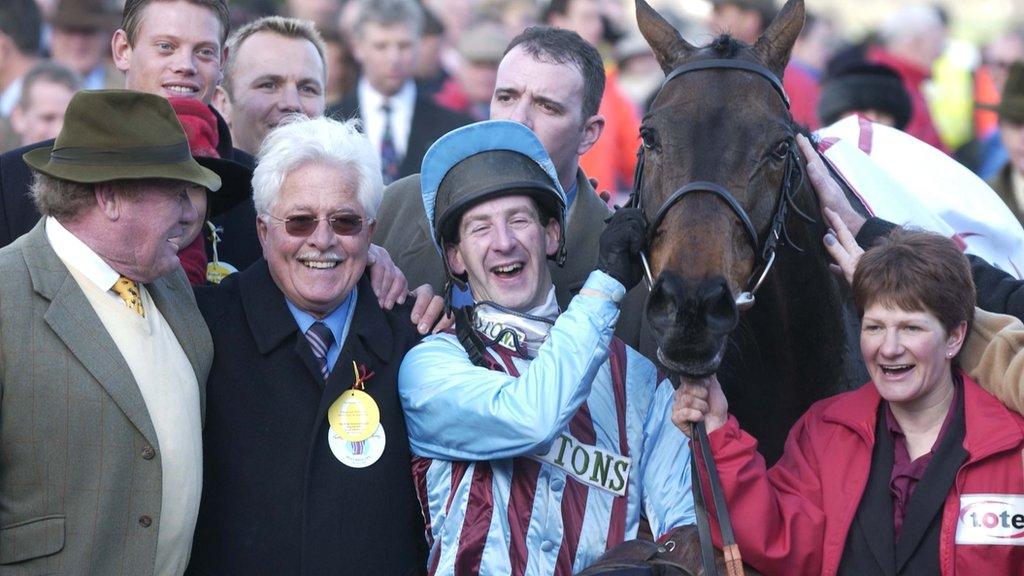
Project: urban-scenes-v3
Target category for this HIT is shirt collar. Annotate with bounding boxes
[358,77,416,115]
[286,287,358,348]
[45,216,122,291]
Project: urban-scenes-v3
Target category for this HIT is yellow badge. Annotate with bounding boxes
[327,361,380,441]
[206,261,237,284]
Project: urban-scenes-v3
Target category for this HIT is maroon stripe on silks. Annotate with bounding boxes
[493,346,522,377]
[507,457,542,576]
[857,115,874,154]
[554,475,590,575]
[454,462,495,576]
[817,136,839,152]
[555,365,603,573]
[568,402,596,445]
[412,456,434,547]
[606,338,630,548]
[428,461,471,576]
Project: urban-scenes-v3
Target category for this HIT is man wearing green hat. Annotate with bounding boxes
[989,61,1024,227]
[0,90,222,574]
[399,120,694,574]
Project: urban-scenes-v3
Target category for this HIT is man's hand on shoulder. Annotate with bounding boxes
[367,244,408,309]
[408,284,452,335]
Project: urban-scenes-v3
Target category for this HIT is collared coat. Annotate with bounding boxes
[187,260,426,576]
[0,220,213,573]
[695,374,1024,576]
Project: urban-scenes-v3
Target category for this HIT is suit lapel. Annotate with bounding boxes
[856,407,897,576]
[894,392,967,571]
[23,222,159,446]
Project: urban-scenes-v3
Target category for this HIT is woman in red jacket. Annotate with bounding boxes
[673,227,1024,576]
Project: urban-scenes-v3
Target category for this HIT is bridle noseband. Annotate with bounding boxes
[628,58,811,311]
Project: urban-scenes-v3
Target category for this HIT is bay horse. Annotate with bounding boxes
[633,0,867,465]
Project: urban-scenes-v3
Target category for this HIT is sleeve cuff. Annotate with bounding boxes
[582,270,628,303]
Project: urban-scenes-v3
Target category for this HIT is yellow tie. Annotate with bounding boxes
[112,276,145,317]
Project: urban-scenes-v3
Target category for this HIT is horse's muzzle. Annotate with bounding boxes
[645,272,739,376]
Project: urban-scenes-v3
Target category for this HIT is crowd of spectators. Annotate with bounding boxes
[2,0,1021,209]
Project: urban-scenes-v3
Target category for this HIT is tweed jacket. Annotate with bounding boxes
[0,220,213,574]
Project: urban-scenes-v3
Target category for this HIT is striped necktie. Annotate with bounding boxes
[112,276,145,317]
[305,321,335,381]
[380,102,400,184]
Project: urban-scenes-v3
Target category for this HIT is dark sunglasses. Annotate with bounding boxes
[266,213,373,237]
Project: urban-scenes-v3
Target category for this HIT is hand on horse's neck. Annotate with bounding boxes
[889,378,956,461]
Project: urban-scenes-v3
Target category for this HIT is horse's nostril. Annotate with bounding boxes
[702,277,739,334]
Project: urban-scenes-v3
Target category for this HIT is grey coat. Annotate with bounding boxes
[0,220,213,574]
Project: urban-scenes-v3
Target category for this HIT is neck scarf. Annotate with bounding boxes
[473,287,559,358]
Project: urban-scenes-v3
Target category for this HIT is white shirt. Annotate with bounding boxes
[358,77,415,159]
[46,215,122,294]
[0,75,24,118]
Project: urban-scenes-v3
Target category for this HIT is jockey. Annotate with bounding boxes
[398,120,695,575]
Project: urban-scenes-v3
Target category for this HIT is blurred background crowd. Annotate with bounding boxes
[3,0,1024,213]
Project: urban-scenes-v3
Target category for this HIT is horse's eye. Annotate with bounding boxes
[640,127,659,150]
[772,139,791,159]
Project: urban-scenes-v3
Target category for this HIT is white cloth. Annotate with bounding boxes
[46,217,203,576]
[358,77,415,159]
[0,75,23,117]
[815,115,1024,278]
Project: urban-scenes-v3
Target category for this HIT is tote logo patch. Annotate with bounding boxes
[532,433,631,497]
[956,494,1024,545]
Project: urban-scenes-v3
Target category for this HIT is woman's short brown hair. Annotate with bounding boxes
[852,228,975,334]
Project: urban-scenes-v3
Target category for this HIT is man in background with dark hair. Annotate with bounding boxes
[0,0,42,118]
[369,25,678,356]
[544,0,639,197]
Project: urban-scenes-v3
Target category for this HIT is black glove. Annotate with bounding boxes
[597,207,647,290]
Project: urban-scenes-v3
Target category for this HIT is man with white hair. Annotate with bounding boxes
[868,4,947,151]
[188,116,431,573]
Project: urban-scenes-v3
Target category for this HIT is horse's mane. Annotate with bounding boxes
[709,34,744,58]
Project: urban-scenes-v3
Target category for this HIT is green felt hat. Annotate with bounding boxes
[24,90,222,191]
[997,62,1024,124]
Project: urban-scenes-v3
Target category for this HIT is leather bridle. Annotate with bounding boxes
[628,57,815,576]
[628,58,812,311]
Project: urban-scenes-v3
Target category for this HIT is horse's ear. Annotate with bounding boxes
[752,0,805,78]
[635,0,694,73]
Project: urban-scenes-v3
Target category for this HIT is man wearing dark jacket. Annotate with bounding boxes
[188,115,427,575]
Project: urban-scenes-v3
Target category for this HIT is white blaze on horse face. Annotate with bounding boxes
[448,195,560,313]
[490,46,589,191]
[859,303,965,415]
